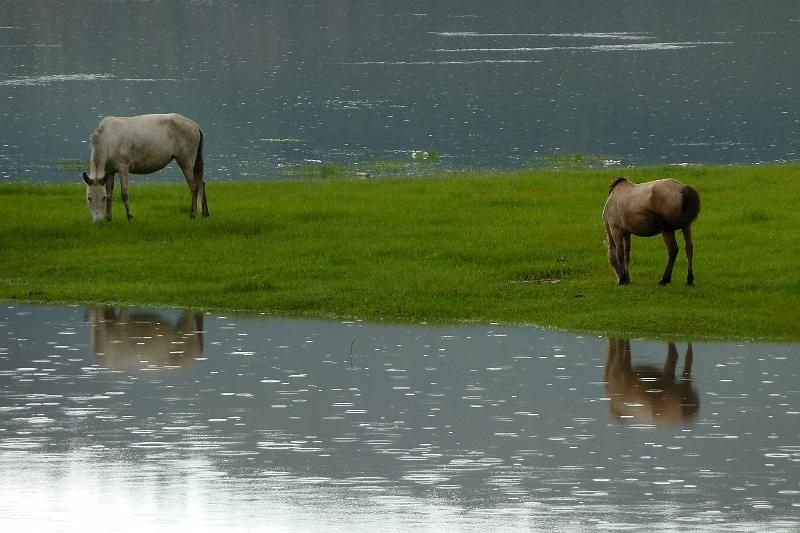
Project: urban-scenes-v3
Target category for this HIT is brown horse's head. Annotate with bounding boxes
[82,172,109,222]
[608,177,629,195]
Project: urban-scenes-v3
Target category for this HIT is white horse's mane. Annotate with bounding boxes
[89,122,109,179]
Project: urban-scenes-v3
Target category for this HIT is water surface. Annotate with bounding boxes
[1,303,798,531]
[0,1,798,182]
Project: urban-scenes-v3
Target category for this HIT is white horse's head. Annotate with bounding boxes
[82,172,108,222]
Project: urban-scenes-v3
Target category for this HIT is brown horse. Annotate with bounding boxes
[82,113,208,221]
[602,177,700,285]
[604,338,698,426]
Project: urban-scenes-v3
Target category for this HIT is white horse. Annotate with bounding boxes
[82,113,208,221]
[89,307,204,369]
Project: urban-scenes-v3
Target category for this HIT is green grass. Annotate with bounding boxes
[1,164,798,340]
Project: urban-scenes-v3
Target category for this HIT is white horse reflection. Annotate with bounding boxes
[88,307,204,369]
[604,338,699,426]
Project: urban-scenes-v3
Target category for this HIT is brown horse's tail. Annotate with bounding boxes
[679,185,700,226]
[194,129,204,182]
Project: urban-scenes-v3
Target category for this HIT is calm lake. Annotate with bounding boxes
[1,303,798,532]
[1,1,798,182]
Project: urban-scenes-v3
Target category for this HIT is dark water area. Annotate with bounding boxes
[0,0,798,183]
[1,303,798,531]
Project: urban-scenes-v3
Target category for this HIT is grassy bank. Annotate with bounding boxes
[1,164,798,340]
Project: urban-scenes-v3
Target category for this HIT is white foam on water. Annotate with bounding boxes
[0,73,113,86]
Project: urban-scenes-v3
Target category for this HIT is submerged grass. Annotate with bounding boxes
[1,164,798,340]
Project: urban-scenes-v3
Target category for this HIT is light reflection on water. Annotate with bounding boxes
[0,303,799,532]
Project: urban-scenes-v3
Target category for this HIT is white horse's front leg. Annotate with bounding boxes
[119,167,133,221]
[104,174,115,222]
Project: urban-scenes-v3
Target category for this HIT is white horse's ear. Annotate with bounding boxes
[82,172,93,185]
[98,175,108,185]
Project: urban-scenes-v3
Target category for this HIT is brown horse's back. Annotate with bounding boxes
[610,179,699,236]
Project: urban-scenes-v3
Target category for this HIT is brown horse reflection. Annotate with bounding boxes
[604,338,699,426]
[89,307,204,369]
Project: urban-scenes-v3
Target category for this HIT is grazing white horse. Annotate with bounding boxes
[82,113,208,221]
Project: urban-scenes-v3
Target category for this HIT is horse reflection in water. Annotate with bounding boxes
[604,338,699,426]
[88,307,204,368]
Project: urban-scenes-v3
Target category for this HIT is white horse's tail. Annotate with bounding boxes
[193,129,204,182]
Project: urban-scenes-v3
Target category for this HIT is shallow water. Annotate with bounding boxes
[0,1,798,182]
[1,303,798,531]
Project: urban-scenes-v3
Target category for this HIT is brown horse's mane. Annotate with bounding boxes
[608,177,629,195]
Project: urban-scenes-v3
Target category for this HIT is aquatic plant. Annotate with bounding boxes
[52,158,89,170]
[532,152,613,169]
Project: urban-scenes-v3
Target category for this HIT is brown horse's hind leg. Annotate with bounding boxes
[683,225,694,286]
[659,230,679,285]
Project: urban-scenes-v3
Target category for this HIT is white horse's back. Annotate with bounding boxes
[94,113,201,175]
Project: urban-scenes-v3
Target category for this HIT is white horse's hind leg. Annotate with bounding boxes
[178,161,199,219]
[199,181,209,217]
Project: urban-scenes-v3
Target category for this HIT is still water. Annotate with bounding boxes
[0,303,798,531]
[1,0,798,182]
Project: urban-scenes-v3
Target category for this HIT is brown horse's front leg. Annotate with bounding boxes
[607,225,630,284]
[604,222,623,282]
[622,233,632,284]
[659,230,679,285]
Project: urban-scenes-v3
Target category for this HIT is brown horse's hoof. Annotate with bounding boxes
[658,278,671,285]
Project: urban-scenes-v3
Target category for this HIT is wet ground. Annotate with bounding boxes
[0,303,798,531]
